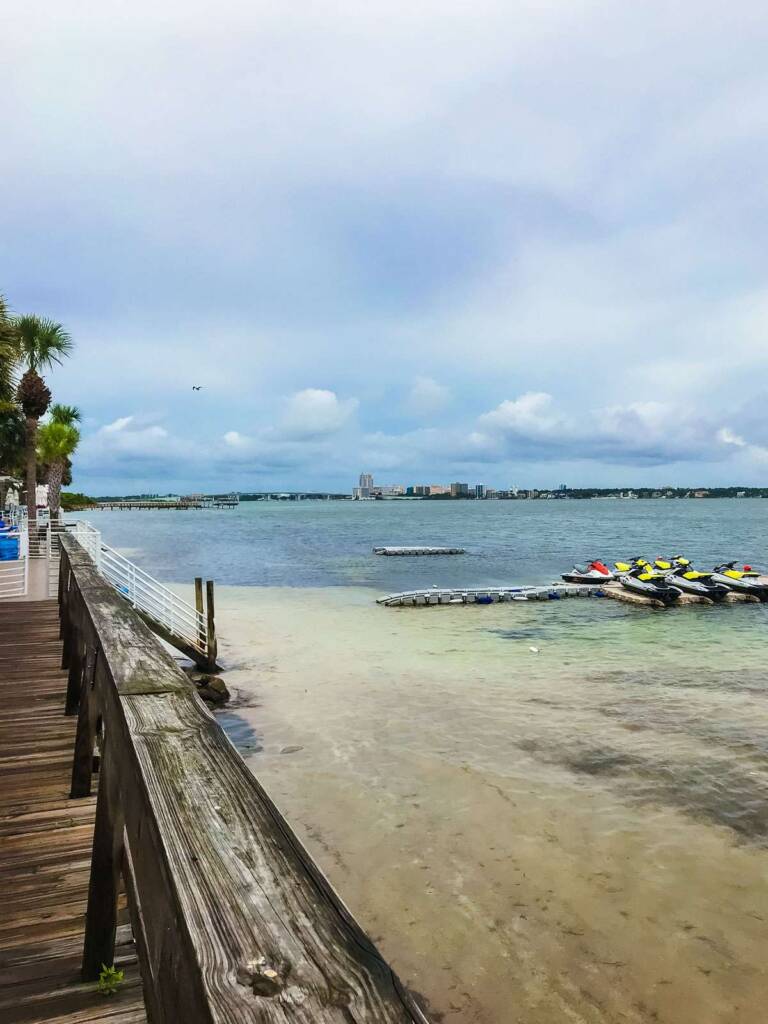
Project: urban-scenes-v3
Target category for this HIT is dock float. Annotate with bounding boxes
[377,584,601,605]
[374,546,466,556]
[377,582,763,608]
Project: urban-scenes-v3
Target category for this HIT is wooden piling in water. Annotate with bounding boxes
[205,578,218,671]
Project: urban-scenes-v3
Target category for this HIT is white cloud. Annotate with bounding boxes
[474,393,735,466]
[101,416,135,433]
[278,389,358,439]
[404,376,450,417]
[716,427,746,448]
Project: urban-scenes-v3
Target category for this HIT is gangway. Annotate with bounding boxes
[67,520,218,670]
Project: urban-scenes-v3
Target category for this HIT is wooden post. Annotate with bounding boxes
[194,576,204,651]
[205,579,217,671]
[82,743,125,981]
[57,557,68,639]
[65,629,84,715]
[70,647,98,797]
[61,569,72,667]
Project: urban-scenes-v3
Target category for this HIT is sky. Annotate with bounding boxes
[2,0,768,494]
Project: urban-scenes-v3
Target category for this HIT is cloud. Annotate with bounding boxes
[102,416,135,433]
[277,389,358,439]
[5,0,768,489]
[474,392,722,465]
[404,376,451,417]
[717,426,768,464]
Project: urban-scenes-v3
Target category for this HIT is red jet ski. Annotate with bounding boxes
[561,560,614,584]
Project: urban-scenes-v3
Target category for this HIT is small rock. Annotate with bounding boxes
[195,676,231,705]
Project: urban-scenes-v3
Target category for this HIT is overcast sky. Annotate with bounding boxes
[3,0,768,493]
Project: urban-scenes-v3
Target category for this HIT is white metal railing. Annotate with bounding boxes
[0,520,28,599]
[70,521,207,657]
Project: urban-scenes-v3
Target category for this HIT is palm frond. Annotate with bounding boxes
[14,315,73,372]
[50,403,82,426]
[37,421,80,463]
[0,295,20,403]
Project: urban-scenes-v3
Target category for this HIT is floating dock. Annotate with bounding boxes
[377,581,763,608]
[377,583,601,605]
[374,546,466,556]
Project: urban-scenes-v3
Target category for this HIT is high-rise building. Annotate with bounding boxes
[450,482,469,497]
[353,472,374,499]
[475,484,486,499]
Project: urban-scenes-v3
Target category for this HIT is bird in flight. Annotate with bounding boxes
[192,385,203,391]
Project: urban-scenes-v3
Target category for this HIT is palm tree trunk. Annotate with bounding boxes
[25,415,38,524]
[48,459,64,520]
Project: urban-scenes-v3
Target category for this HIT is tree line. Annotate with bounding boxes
[0,292,79,521]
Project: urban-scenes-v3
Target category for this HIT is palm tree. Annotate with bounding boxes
[38,410,81,519]
[0,294,18,407]
[14,316,73,522]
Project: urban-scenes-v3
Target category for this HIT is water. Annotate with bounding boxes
[82,496,767,589]
[86,500,768,1023]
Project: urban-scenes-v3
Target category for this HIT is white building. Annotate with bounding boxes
[353,472,375,499]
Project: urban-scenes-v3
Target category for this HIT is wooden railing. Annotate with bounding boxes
[58,534,428,1024]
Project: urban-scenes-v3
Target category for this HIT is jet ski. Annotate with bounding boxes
[709,562,768,601]
[561,560,614,584]
[614,557,650,573]
[665,566,730,601]
[618,565,682,605]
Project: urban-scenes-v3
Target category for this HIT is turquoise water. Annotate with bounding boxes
[82,496,767,589]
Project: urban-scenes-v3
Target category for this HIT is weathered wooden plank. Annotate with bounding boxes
[58,537,425,1022]
[4,535,426,1024]
[0,594,146,1024]
[109,685,426,1023]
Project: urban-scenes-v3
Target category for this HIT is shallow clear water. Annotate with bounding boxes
[88,500,768,1023]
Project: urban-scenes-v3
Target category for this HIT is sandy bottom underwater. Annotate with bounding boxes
[200,584,767,1024]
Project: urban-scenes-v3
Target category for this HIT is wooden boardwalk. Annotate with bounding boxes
[0,540,427,1024]
[0,600,146,1024]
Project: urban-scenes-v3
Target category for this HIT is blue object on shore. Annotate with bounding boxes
[0,535,19,560]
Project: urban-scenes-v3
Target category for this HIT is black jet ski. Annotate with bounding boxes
[618,565,682,605]
[709,562,768,601]
[561,560,614,584]
[664,565,730,602]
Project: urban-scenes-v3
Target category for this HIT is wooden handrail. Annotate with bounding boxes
[58,534,428,1024]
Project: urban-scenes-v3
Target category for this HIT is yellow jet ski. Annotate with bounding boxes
[616,562,682,605]
[710,562,768,601]
[658,557,730,601]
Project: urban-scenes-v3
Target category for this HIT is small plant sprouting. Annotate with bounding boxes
[97,963,124,996]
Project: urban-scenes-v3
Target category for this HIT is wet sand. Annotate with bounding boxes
[207,585,768,1024]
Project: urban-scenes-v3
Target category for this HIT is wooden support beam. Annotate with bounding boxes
[205,579,217,672]
[81,738,125,981]
[70,646,99,798]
